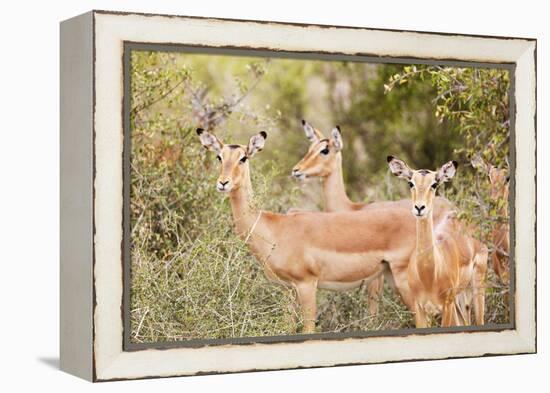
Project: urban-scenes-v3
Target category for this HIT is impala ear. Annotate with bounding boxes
[301,119,323,142]
[247,131,267,157]
[436,160,458,183]
[387,156,413,180]
[197,128,223,154]
[331,126,343,151]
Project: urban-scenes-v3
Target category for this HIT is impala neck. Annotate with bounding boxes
[322,153,355,212]
[415,211,437,283]
[500,187,510,218]
[228,166,260,238]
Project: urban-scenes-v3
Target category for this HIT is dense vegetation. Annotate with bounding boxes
[130,50,510,343]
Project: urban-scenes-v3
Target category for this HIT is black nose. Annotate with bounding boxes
[414,205,425,214]
[220,180,229,186]
[292,168,299,174]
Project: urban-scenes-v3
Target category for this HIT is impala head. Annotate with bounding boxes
[197,128,267,193]
[488,166,509,201]
[291,120,344,181]
[387,156,458,219]
[471,155,509,200]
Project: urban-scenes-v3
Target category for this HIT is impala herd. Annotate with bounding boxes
[196,120,509,333]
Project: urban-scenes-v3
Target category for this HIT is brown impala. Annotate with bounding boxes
[387,156,488,327]
[472,156,510,285]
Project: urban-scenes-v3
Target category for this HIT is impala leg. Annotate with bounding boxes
[389,264,415,311]
[494,251,510,307]
[492,227,510,285]
[473,245,488,325]
[295,281,318,334]
[414,302,428,328]
[492,250,505,283]
[495,252,510,287]
[442,294,458,327]
[454,292,471,326]
[367,275,384,315]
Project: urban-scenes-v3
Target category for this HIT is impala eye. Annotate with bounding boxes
[240,156,248,163]
[216,155,222,162]
[320,147,330,155]
[431,182,438,189]
[408,181,414,188]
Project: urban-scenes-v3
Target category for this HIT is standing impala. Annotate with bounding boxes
[387,156,488,327]
[291,120,453,314]
[472,157,510,284]
[488,166,510,284]
[197,128,430,333]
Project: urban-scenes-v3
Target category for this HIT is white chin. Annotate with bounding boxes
[217,186,231,193]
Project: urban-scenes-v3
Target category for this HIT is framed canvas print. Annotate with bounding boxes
[60,10,537,382]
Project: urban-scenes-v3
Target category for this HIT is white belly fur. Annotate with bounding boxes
[318,280,363,291]
[318,273,381,291]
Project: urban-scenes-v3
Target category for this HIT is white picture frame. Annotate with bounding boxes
[60,10,536,382]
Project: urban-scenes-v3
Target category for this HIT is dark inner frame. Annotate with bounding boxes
[122,41,516,352]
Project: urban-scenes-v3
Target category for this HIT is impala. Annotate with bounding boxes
[197,128,427,333]
[488,166,510,285]
[291,120,453,314]
[486,165,511,285]
[471,157,510,284]
[387,156,488,327]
